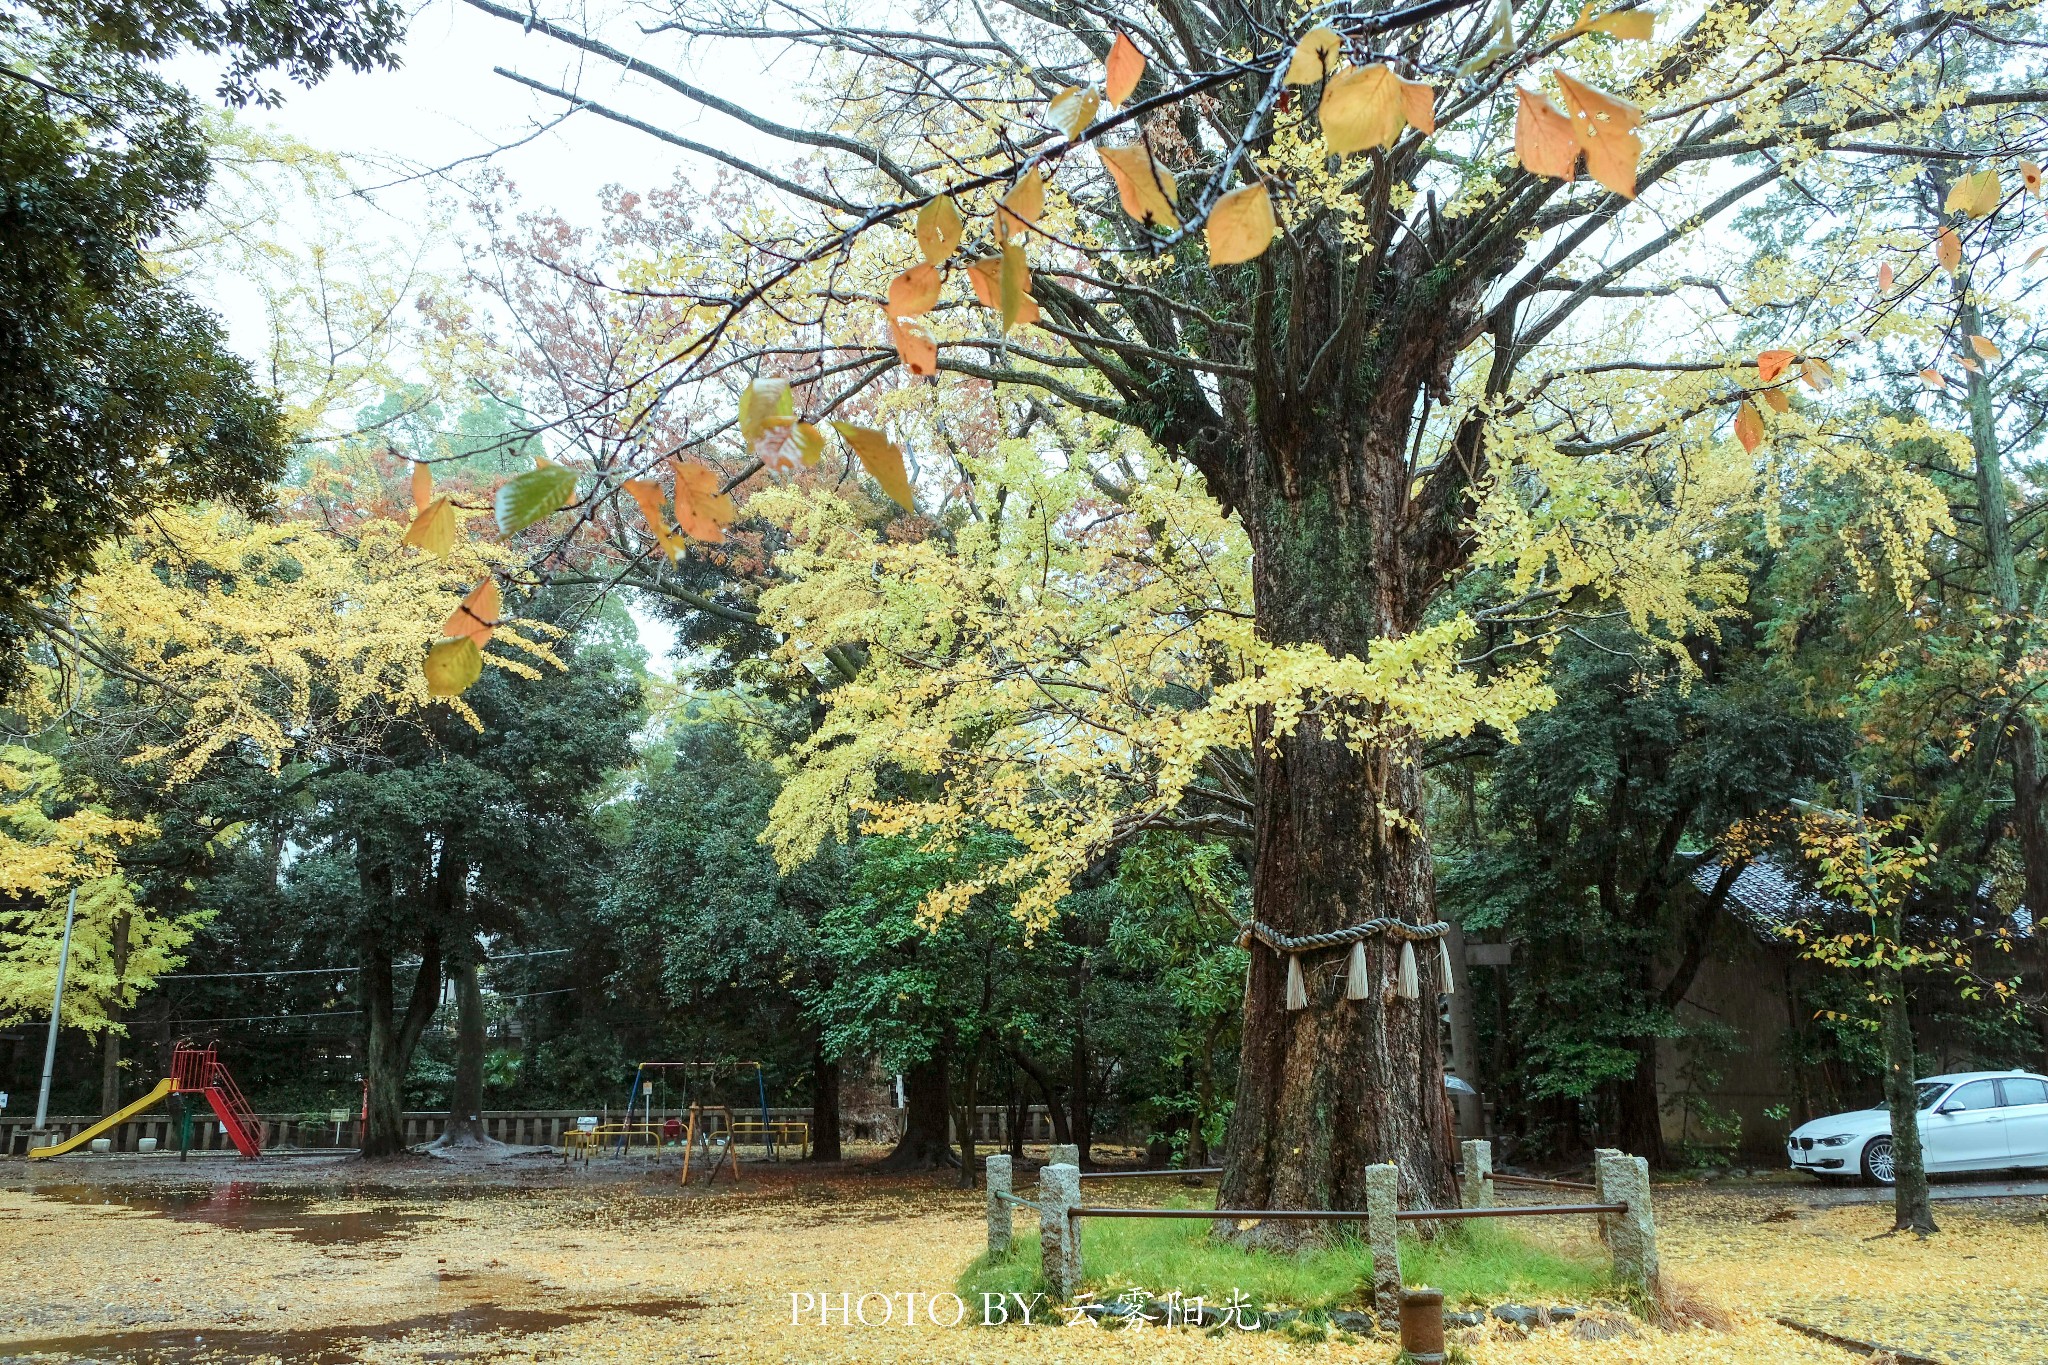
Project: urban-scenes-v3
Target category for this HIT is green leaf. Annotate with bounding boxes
[424,636,484,697]
[495,462,578,534]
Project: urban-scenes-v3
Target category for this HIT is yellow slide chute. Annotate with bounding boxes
[27,1077,176,1160]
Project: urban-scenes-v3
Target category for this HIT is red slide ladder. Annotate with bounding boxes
[171,1045,264,1158]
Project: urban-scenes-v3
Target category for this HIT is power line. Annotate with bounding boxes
[169,1010,364,1024]
[158,948,572,981]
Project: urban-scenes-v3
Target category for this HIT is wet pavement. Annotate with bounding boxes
[24,1183,443,1245]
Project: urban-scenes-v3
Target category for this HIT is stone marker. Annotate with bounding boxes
[1459,1138,1493,1208]
[985,1153,1013,1257]
[1364,1161,1402,1321]
[1040,1162,1082,1297]
[1593,1147,1658,1291]
[1046,1142,1079,1168]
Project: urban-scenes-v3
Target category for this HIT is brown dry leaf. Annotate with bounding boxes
[671,458,735,542]
[2024,161,2044,196]
[998,167,1044,242]
[622,479,685,559]
[1206,183,1276,265]
[411,462,432,514]
[1555,70,1644,198]
[1734,400,1764,454]
[830,421,916,511]
[889,315,939,376]
[401,497,458,556]
[1049,85,1101,139]
[1756,349,1796,383]
[1515,86,1578,180]
[1937,226,1962,274]
[441,578,500,649]
[1099,144,1180,228]
[1321,63,1405,153]
[1105,32,1144,106]
[1801,356,1836,390]
[886,264,941,317]
[1969,334,2001,361]
[916,195,964,264]
[1283,26,1342,84]
[1958,355,1981,374]
[1919,367,1947,389]
[1760,388,1790,414]
[1878,261,1894,292]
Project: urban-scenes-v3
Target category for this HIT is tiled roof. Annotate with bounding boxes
[1690,854,2034,939]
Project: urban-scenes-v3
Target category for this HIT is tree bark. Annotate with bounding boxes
[1006,1044,1071,1143]
[879,1054,955,1169]
[1218,456,1461,1227]
[99,910,130,1114]
[808,1037,842,1161]
[358,854,447,1159]
[954,1046,979,1188]
[441,951,488,1144]
[1881,964,1936,1235]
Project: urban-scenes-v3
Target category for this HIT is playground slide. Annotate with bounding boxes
[27,1077,177,1160]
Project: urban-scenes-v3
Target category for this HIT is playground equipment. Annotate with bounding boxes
[28,1045,262,1160]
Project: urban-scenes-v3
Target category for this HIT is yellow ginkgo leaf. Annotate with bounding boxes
[890,314,939,375]
[1284,26,1342,85]
[1049,85,1101,140]
[916,195,964,264]
[411,461,432,514]
[1554,70,1643,199]
[1936,226,1962,274]
[1944,168,2001,219]
[1206,183,1276,266]
[830,421,916,511]
[424,636,483,698]
[442,578,500,648]
[1734,400,1764,454]
[1321,63,1405,154]
[1515,86,1577,181]
[1969,334,2001,361]
[402,497,458,556]
[998,167,1045,242]
[887,263,941,317]
[1099,144,1180,228]
[1105,32,1144,106]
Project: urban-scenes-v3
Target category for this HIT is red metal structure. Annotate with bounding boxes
[171,1045,264,1158]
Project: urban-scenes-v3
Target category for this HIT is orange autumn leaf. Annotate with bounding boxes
[1049,85,1101,139]
[442,578,501,648]
[1757,349,1797,383]
[411,461,432,514]
[1283,26,1342,85]
[1206,183,1276,265]
[1878,261,1894,292]
[1936,226,1962,274]
[1398,77,1436,135]
[890,314,939,375]
[830,421,916,511]
[2024,161,2044,197]
[1515,86,1577,181]
[965,255,1041,324]
[1919,368,1946,389]
[1760,388,1790,414]
[916,195,964,264]
[1554,70,1643,198]
[998,241,1032,332]
[1734,400,1764,454]
[1969,334,2001,361]
[402,497,458,556]
[998,166,1045,242]
[1099,144,1180,228]
[1105,32,1144,106]
[622,478,685,559]
[887,263,941,317]
[671,458,735,542]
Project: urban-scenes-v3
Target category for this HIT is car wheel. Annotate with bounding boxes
[1861,1137,1896,1186]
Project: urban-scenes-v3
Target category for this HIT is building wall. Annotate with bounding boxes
[1656,918,1798,1159]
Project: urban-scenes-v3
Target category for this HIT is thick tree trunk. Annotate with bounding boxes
[441,952,488,1145]
[1219,463,1459,1227]
[808,1038,842,1162]
[1881,966,1936,1235]
[1007,1045,1071,1143]
[1068,1017,1093,1167]
[879,1054,955,1169]
[1616,1039,1666,1166]
[359,858,445,1160]
[99,911,130,1114]
[954,1048,979,1188]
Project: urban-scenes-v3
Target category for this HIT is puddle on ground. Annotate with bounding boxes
[0,1298,700,1364]
[24,1183,438,1244]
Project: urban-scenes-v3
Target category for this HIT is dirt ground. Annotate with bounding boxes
[1,1146,2043,1364]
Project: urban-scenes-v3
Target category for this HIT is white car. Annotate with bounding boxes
[1787,1070,2048,1185]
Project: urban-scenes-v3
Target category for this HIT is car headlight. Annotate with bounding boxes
[1816,1134,1854,1146]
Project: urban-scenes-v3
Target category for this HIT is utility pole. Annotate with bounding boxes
[30,886,79,1148]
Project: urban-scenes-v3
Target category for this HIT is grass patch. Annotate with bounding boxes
[959,1202,1616,1315]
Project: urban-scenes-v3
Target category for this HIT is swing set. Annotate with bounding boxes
[610,1060,810,1183]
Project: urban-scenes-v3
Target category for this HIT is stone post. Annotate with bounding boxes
[1459,1139,1493,1209]
[1364,1161,1402,1321]
[986,1154,1013,1258]
[1039,1162,1082,1298]
[1046,1141,1079,1168]
[1593,1148,1658,1292]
